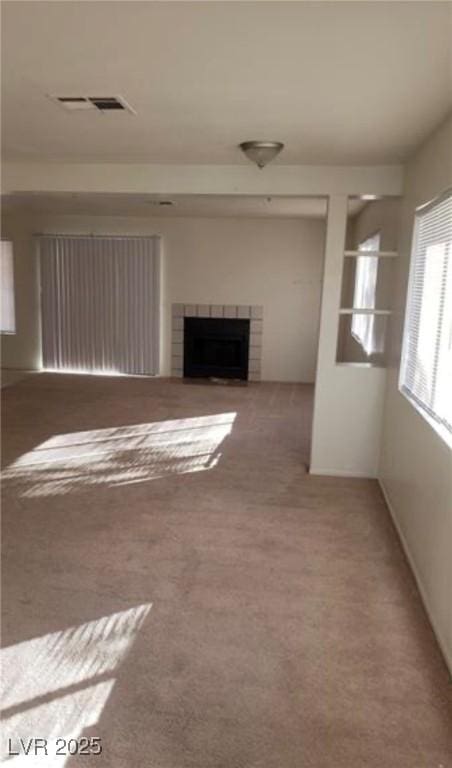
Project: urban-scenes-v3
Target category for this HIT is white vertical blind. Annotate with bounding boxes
[1,240,16,334]
[400,190,452,436]
[39,235,160,375]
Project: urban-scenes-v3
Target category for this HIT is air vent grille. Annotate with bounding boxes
[49,95,135,114]
[89,97,125,111]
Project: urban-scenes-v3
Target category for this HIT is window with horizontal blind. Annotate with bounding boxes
[399,189,452,441]
[351,232,381,354]
[1,240,16,334]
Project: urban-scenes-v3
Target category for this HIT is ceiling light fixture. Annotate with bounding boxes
[239,141,284,169]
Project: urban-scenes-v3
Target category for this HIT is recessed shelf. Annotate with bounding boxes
[339,308,392,315]
[344,250,398,258]
[336,313,388,366]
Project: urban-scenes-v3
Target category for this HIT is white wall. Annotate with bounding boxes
[379,113,452,673]
[0,212,325,382]
[310,197,388,478]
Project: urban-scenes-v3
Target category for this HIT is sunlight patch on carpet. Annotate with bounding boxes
[1,603,152,766]
[3,413,236,496]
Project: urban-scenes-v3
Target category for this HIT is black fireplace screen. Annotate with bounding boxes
[184,317,250,379]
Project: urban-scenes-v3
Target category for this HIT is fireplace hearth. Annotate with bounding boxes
[184,317,250,379]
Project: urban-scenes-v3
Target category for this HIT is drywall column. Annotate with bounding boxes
[310,195,387,477]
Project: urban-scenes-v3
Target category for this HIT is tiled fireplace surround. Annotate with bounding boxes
[171,303,263,381]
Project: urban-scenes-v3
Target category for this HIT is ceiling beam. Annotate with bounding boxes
[2,163,404,198]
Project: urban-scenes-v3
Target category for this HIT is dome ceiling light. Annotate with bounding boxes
[239,141,284,169]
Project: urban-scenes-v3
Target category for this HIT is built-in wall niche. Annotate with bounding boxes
[336,196,400,366]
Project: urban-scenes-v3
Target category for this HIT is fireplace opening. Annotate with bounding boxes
[184,317,250,379]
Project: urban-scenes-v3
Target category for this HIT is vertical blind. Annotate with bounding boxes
[399,190,452,435]
[39,235,160,375]
[1,240,16,334]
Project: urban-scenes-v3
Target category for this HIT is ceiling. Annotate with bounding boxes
[2,2,451,165]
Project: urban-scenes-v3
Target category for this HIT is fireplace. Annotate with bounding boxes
[184,317,250,379]
[171,304,263,381]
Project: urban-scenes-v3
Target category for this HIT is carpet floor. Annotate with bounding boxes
[1,374,451,767]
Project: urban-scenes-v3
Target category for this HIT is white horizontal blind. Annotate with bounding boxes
[1,240,16,334]
[39,235,160,375]
[400,190,452,435]
[351,232,381,354]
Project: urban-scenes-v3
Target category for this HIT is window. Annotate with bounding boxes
[400,190,452,440]
[1,240,16,334]
[39,235,161,375]
[351,232,381,355]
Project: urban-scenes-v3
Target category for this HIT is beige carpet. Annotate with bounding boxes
[1,374,451,767]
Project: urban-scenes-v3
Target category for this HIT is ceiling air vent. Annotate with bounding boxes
[53,97,93,111]
[147,200,175,208]
[89,97,126,111]
[49,95,135,114]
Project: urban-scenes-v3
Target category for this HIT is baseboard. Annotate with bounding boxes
[378,478,452,677]
[309,467,376,479]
